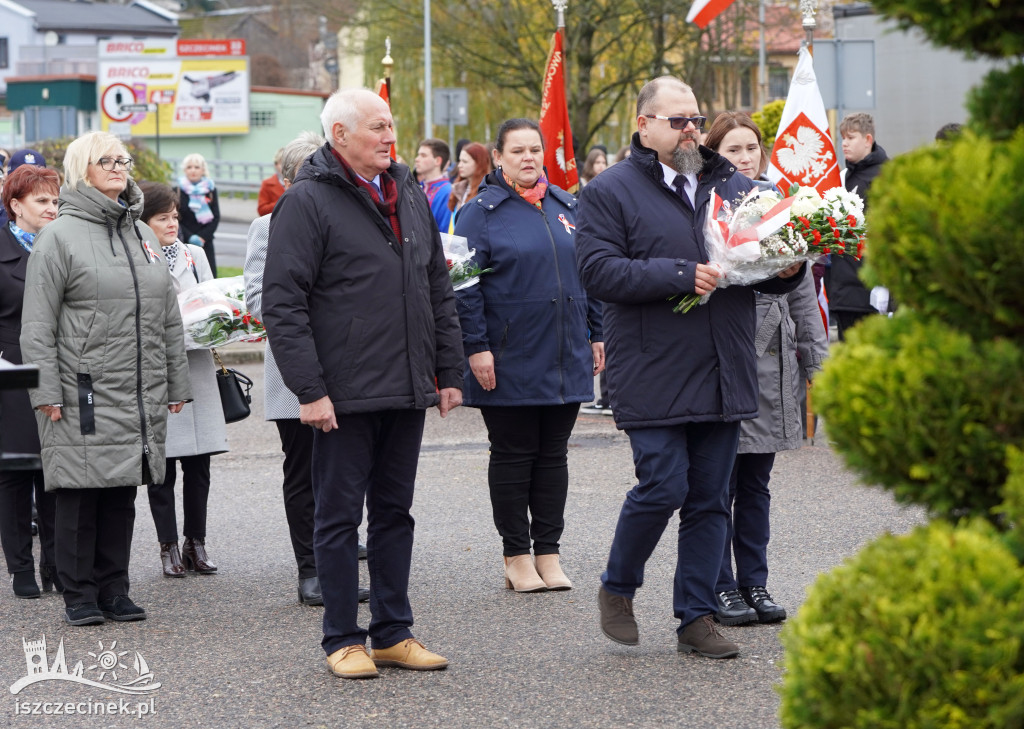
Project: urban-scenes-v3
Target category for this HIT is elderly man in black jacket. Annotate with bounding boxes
[262,88,464,680]
[576,76,803,659]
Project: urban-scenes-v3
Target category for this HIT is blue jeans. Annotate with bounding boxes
[311,409,424,655]
[602,421,739,629]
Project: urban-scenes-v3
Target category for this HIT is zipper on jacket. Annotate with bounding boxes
[115,213,153,464]
[538,207,567,403]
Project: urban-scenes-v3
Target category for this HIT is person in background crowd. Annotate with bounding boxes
[138,181,227,580]
[580,147,608,186]
[415,138,453,232]
[704,112,829,627]
[935,123,962,141]
[448,138,470,180]
[576,76,804,660]
[612,145,631,164]
[454,118,604,594]
[0,165,61,599]
[447,141,489,221]
[0,149,47,229]
[828,112,889,339]
[257,148,286,216]
[244,131,370,607]
[262,88,464,680]
[178,153,221,277]
[20,131,191,626]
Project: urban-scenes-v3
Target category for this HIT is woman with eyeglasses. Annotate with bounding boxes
[0,165,61,599]
[177,153,220,277]
[20,131,191,626]
[703,112,828,626]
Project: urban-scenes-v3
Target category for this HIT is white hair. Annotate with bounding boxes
[280,131,326,182]
[63,131,128,188]
[319,88,383,139]
[181,152,208,175]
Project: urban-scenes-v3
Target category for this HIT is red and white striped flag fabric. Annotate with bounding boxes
[767,47,841,195]
[375,78,397,160]
[686,0,739,29]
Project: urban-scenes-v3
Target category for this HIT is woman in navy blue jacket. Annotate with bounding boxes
[454,119,604,593]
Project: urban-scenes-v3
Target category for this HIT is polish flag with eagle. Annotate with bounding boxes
[539,28,578,193]
[767,47,841,195]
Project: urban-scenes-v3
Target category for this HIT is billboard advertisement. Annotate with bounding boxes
[98,38,250,137]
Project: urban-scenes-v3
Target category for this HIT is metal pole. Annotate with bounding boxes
[424,0,432,138]
[155,103,160,158]
[447,92,455,159]
[758,0,768,105]
[800,0,818,54]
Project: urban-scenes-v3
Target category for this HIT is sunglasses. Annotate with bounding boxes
[645,114,707,131]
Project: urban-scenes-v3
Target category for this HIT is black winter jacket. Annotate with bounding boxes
[827,142,889,313]
[262,144,464,414]
[575,133,802,430]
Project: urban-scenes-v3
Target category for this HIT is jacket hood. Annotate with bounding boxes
[628,131,735,185]
[848,142,889,173]
[295,143,413,191]
[59,178,144,225]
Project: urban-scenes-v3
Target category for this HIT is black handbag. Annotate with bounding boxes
[212,349,253,423]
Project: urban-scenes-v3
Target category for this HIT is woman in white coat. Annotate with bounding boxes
[139,181,228,577]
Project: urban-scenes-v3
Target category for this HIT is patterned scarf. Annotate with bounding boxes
[331,148,401,243]
[162,244,178,270]
[9,221,35,252]
[501,169,549,209]
[179,175,215,224]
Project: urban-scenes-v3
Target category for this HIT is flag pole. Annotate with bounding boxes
[381,36,393,103]
[800,0,818,54]
[552,0,567,30]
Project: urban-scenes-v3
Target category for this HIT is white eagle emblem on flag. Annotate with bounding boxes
[776,125,833,184]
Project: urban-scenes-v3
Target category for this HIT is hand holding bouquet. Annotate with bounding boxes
[672,184,866,313]
[178,275,266,349]
[440,233,493,291]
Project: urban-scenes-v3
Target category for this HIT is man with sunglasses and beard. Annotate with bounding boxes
[576,76,804,659]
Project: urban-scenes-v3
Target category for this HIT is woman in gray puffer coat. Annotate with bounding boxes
[20,131,192,626]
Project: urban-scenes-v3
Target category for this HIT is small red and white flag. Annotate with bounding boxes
[539,29,578,193]
[767,47,841,195]
[817,278,830,332]
[686,0,739,29]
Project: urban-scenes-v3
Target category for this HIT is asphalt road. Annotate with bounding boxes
[0,361,924,728]
[210,221,251,270]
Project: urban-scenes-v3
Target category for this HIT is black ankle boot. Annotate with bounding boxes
[181,537,217,574]
[12,571,40,599]
[39,565,64,594]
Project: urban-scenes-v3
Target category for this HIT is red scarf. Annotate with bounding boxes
[502,169,548,209]
[331,148,402,242]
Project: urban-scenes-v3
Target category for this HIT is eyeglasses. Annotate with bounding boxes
[96,157,134,171]
[645,114,707,131]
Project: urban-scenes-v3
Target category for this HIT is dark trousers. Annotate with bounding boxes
[275,419,316,579]
[479,404,580,556]
[312,409,424,655]
[834,310,871,341]
[147,455,211,543]
[0,469,56,574]
[603,421,739,629]
[717,452,776,592]
[55,486,137,607]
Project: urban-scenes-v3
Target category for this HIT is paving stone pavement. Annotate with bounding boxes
[0,360,924,728]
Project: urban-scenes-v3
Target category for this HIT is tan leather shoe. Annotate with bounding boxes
[327,644,379,679]
[370,638,448,671]
[534,553,572,590]
[503,555,547,592]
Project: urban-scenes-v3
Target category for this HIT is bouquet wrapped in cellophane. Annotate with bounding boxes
[440,232,493,291]
[178,275,265,349]
[671,184,866,313]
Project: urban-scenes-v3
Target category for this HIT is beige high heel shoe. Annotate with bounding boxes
[503,555,547,592]
[534,553,572,590]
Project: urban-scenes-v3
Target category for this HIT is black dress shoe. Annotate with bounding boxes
[358,542,367,560]
[181,537,217,574]
[39,565,64,594]
[65,603,105,626]
[12,571,40,599]
[715,589,758,626]
[358,587,370,603]
[740,585,787,623]
[99,595,147,622]
[298,576,323,606]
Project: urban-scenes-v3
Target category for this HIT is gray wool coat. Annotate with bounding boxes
[165,241,228,458]
[20,180,192,489]
[739,267,828,454]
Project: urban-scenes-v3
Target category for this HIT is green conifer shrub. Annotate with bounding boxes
[779,520,1024,729]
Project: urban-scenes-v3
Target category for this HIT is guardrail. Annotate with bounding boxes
[166,158,275,195]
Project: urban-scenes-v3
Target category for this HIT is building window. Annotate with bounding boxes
[769,67,789,99]
[250,109,276,128]
[0,38,8,70]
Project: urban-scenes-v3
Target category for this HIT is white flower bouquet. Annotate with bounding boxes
[178,275,265,349]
